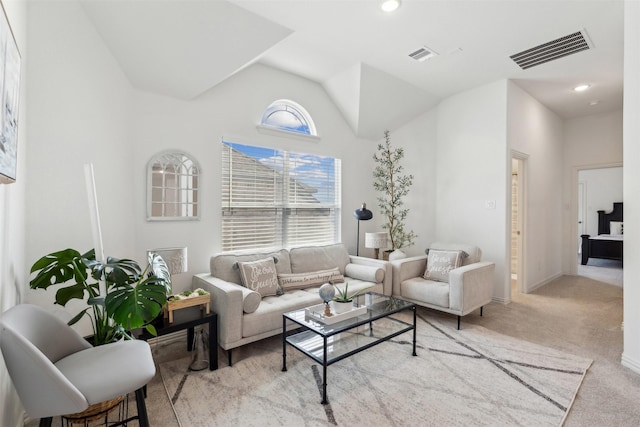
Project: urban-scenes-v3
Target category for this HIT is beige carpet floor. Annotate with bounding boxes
[28,272,639,426]
[159,313,591,426]
[147,273,640,426]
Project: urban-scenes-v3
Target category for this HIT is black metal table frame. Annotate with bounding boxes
[282,296,416,404]
[138,310,218,371]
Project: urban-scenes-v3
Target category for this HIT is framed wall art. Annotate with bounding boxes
[0,1,20,184]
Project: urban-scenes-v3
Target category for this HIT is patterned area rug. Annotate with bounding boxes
[159,312,591,426]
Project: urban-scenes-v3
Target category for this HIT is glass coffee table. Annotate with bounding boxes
[282,292,416,404]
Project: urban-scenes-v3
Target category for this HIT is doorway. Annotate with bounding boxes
[575,166,623,287]
[510,153,526,295]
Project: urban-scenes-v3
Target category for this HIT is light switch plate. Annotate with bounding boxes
[485,200,496,209]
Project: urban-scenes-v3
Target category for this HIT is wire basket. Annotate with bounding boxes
[62,395,125,425]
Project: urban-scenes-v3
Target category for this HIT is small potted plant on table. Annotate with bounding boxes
[332,282,365,314]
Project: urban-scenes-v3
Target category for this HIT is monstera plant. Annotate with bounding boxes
[30,248,171,345]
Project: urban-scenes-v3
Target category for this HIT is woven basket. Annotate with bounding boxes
[63,395,124,424]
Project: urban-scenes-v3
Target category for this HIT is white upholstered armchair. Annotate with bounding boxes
[0,304,156,427]
[390,242,495,329]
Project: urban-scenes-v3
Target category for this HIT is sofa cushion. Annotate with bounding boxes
[332,280,376,299]
[424,250,464,282]
[402,278,450,308]
[242,290,320,338]
[210,249,291,285]
[237,257,281,297]
[289,243,350,275]
[277,268,344,291]
[345,263,384,283]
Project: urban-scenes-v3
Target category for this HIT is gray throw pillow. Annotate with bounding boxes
[278,268,344,291]
[237,257,281,297]
[424,250,464,282]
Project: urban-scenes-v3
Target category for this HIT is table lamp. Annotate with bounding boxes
[147,247,188,278]
[365,232,388,260]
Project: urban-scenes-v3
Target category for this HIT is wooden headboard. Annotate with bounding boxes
[597,202,623,235]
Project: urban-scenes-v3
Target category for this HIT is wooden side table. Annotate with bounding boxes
[138,306,218,371]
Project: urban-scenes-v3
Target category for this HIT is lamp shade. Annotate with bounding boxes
[365,232,388,249]
[353,203,373,221]
[147,247,188,275]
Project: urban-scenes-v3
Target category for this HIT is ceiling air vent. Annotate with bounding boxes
[510,29,593,70]
[409,46,438,62]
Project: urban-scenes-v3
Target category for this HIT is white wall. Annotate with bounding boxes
[25,1,134,325]
[0,1,28,425]
[578,167,623,237]
[379,108,438,257]
[130,63,378,292]
[508,82,564,294]
[622,0,640,374]
[435,80,508,301]
[563,109,623,273]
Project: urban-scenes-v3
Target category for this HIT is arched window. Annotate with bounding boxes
[260,99,317,136]
[147,150,200,220]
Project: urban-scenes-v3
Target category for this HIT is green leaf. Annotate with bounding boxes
[55,283,87,306]
[30,248,88,290]
[145,324,158,337]
[67,308,89,326]
[88,296,105,307]
[105,280,167,330]
[148,252,172,295]
[103,257,142,286]
[148,253,172,295]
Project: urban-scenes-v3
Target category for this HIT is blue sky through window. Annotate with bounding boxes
[260,100,317,136]
[223,141,337,204]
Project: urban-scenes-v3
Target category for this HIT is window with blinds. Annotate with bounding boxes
[221,141,341,251]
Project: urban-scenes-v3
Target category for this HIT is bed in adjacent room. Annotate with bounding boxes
[580,202,623,265]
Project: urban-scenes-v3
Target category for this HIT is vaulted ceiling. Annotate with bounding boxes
[81,0,624,140]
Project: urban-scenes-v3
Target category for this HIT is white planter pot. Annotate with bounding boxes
[332,301,353,314]
[388,249,407,261]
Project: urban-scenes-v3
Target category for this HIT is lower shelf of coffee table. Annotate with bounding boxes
[286,316,413,365]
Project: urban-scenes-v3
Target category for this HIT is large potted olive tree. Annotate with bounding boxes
[372,130,417,259]
[30,249,171,345]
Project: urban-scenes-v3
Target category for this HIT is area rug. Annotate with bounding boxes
[159,312,592,426]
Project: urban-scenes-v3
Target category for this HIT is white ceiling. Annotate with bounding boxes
[81,0,624,140]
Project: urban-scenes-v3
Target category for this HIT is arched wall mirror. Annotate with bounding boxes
[147,150,200,221]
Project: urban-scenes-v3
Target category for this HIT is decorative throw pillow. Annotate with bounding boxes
[278,268,344,291]
[424,250,464,282]
[237,257,281,298]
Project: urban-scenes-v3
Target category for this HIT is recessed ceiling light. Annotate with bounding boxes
[380,0,401,13]
[574,84,590,92]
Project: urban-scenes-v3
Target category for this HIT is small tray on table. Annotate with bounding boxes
[304,302,367,325]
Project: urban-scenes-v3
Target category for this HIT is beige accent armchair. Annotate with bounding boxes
[390,242,495,329]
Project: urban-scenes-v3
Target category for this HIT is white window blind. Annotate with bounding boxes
[221,141,341,251]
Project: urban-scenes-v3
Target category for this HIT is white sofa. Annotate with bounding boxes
[193,243,391,365]
[390,242,495,329]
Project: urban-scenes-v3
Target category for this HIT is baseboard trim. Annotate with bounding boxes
[492,296,511,305]
[621,353,640,374]
[526,272,563,293]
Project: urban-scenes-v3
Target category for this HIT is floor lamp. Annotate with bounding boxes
[354,203,373,256]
